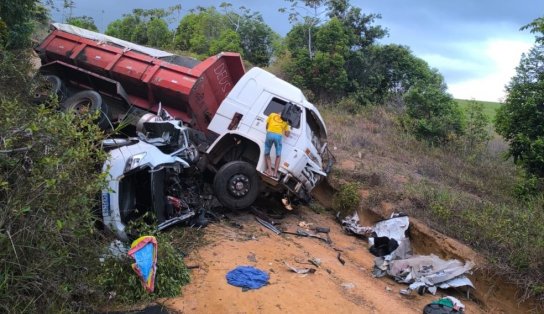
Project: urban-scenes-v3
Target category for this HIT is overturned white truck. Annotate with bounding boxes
[35,24,334,237]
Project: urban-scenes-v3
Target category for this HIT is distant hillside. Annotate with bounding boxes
[455,98,502,120]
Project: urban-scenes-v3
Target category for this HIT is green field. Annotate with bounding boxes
[455,98,502,120]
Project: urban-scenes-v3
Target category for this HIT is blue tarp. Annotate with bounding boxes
[226,266,269,289]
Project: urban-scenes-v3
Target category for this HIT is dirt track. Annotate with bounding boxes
[162,207,492,314]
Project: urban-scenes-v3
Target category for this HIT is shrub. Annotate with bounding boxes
[461,99,491,152]
[403,81,464,145]
[333,182,361,217]
[336,96,364,114]
[95,221,191,304]
[0,97,108,312]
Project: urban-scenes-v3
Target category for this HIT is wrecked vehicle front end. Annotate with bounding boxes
[101,118,201,240]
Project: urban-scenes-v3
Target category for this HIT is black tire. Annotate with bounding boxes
[213,161,260,210]
[33,75,65,105]
[61,90,111,130]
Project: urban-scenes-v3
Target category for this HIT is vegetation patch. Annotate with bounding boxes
[333,182,361,217]
[96,220,191,305]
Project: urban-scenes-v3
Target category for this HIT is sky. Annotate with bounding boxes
[49,0,544,102]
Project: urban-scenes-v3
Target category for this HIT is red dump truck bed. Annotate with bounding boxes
[35,23,246,132]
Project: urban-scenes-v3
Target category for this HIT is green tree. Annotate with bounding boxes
[66,16,98,31]
[105,8,173,48]
[404,71,464,144]
[147,18,171,48]
[284,19,348,97]
[345,44,433,105]
[174,7,226,55]
[496,44,544,177]
[105,14,141,41]
[280,0,327,58]
[463,100,491,151]
[209,29,242,55]
[521,17,544,44]
[326,0,387,49]
[0,0,38,49]
[310,17,349,97]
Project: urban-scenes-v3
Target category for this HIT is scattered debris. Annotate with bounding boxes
[281,197,294,211]
[255,216,281,235]
[309,257,322,267]
[226,266,269,290]
[368,214,411,259]
[341,282,355,289]
[423,296,465,313]
[128,236,158,293]
[228,221,244,229]
[341,212,373,237]
[385,286,393,292]
[186,265,200,269]
[283,228,330,243]
[337,252,346,265]
[108,239,129,258]
[247,252,257,263]
[314,226,330,233]
[298,221,313,229]
[389,254,474,295]
[284,262,316,274]
[361,213,474,296]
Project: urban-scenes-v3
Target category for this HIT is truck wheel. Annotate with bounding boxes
[61,90,110,130]
[33,75,65,105]
[213,161,260,210]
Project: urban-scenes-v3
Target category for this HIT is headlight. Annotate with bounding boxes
[124,152,146,173]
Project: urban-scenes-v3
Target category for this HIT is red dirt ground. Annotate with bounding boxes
[161,205,529,314]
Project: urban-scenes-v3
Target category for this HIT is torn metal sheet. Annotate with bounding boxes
[389,254,474,294]
[369,214,412,259]
[389,254,474,285]
[437,276,474,289]
[341,212,373,237]
[372,215,409,242]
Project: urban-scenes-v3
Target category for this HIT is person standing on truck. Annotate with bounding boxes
[265,112,290,178]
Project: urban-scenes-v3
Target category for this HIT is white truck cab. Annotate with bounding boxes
[206,68,334,209]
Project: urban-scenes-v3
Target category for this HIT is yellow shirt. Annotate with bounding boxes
[266,113,289,135]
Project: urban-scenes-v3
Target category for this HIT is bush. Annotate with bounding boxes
[96,222,191,304]
[336,96,364,115]
[461,100,491,152]
[333,182,361,217]
[0,96,108,312]
[403,81,464,145]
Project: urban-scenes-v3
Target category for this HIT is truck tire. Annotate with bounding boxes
[61,90,110,130]
[213,161,260,210]
[33,75,65,105]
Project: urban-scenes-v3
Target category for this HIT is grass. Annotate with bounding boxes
[456,98,502,120]
[323,104,544,305]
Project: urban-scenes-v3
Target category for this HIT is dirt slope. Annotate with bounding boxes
[162,208,488,314]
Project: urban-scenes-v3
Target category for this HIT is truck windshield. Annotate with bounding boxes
[306,108,326,151]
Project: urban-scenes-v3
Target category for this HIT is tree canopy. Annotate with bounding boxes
[496,43,544,177]
[66,16,98,31]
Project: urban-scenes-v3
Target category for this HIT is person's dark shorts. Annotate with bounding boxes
[265,132,282,156]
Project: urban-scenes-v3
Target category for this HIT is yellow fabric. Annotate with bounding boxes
[266,113,289,135]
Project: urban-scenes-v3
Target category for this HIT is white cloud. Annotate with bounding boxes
[448,39,532,102]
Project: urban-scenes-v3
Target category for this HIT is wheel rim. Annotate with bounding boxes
[227,174,251,198]
[72,99,92,115]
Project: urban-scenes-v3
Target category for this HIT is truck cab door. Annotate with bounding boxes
[251,96,303,148]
